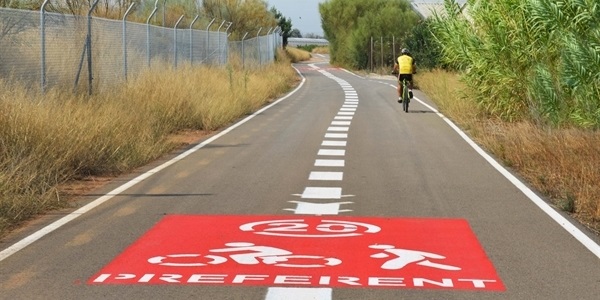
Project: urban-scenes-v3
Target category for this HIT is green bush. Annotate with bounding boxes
[431,0,600,128]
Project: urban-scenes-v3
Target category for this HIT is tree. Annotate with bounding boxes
[270,7,292,48]
[202,0,276,39]
[289,28,301,38]
[405,19,441,70]
[320,0,418,69]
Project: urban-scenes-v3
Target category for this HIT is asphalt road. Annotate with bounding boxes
[1,56,599,300]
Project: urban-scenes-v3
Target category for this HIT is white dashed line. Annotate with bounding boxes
[301,187,343,199]
[318,149,346,156]
[324,133,348,139]
[309,172,344,181]
[266,287,332,300]
[322,140,347,147]
[273,64,359,300]
[327,127,349,132]
[286,201,352,215]
[315,159,345,167]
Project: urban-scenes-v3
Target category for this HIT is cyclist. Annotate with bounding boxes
[393,48,416,103]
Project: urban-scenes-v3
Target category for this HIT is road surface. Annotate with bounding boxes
[1,56,599,299]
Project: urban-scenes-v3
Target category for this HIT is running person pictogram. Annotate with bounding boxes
[369,244,461,271]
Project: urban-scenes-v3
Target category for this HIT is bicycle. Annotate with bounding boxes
[401,78,410,113]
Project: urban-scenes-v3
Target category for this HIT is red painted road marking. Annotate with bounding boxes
[295,66,341,72]
[89,215,504,291]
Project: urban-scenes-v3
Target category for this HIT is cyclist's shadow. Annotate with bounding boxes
[407,110,436,114]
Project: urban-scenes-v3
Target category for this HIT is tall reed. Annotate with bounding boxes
[432,0,600,128]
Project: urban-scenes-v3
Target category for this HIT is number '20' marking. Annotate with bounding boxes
[239,219,381,238]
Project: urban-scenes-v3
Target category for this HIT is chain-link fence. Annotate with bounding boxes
[0,7,281,94]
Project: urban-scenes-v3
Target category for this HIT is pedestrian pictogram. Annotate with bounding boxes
[369,245,461,271]
[90,215,505,291]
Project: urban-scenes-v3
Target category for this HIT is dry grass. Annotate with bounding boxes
[0,50,299,238]
[312,46,330,54]
[417,70,600,234]
[285,47,312,63]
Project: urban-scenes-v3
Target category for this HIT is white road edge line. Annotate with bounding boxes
[413,96,600,259]
[0,67,308,262]
[369,75,600,258]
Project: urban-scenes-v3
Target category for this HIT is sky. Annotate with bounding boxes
[266,0,326,37]
[265,1,466,38]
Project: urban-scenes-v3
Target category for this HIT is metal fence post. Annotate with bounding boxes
[274,27,281,49]
[174,15,184,68]
[241,32,248,68]
[40,0,49,94]
[205,18,215,63]
[189,15,199,64]
[256,27,262,65]
[146,0,159,67]
[123,3,135,80]
[86,0,99,95]
[266,27,273,63]
[224,22,232,64]
[216,20,225,65]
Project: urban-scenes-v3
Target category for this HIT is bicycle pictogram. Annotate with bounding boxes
[148,242,342,268]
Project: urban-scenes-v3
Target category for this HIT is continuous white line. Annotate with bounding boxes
[355,71,600,258]
[377,80,600,259]
[0,66,309,263]
[416,98,600,259]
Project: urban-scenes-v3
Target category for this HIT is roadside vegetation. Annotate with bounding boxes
[311,46,330,55]
[423,1,599,233]
[2,0,598,239]
[319,0,419,69]
[0,0,311,239]
[416,70,600,234]
[0,49,299,238]
[319,0,599,233]
[285,46,312,63]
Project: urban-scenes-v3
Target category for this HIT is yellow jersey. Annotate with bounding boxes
[397,55,414,74]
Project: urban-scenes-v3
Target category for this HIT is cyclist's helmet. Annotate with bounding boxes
[401,48,410,54]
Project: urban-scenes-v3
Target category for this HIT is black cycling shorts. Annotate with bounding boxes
[398,74,413,82]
